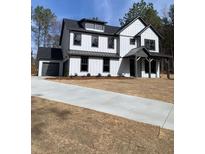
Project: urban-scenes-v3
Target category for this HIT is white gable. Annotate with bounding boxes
[141,27,159,53]
[119,19,145,37]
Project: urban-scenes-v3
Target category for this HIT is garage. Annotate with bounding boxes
[42,62,60,76]
[37,47,64,76]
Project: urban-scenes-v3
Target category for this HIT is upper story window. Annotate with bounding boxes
[85,23,104,31]
[91,35,98,47]
[108,37,114,49]
[130,38,135,45]
[73,33,81,46]
[81,56,88,72]
[95,24,103,30]
[85,23,95,29]
[103,58,110,72]
[144,39,155,50]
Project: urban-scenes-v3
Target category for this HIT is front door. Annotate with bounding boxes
[130,59,135,77]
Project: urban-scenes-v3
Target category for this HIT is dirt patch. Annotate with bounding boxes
[32,97,174,154]
[49,75,174,103]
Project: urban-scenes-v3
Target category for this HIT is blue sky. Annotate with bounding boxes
[32,0,173,26]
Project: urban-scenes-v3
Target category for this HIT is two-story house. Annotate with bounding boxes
[37,16,171,78]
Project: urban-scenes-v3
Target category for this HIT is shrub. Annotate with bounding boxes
[107,74,111,77]
[74,73,78,77]
[87,73,91,77]
[118,73,124,77]
[97,73,101,77]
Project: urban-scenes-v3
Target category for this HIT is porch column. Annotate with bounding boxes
[135,56,138,77]
[135,56,141,77]
[148,59,151,78]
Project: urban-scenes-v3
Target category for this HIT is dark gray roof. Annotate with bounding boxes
[79,18,107,24]
[68,50,120,58]
[37,47,63,60]
[124,47,149,58]
[134,24,163,39]
[124,47,172,58]
[63,18,120,35]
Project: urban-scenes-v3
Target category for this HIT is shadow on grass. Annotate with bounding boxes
[49,107,72,119]
[32,122,46,136]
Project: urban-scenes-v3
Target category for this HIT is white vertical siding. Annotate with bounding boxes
[117,58,130,77]
[69,32,117,53]
[69,56,120,76]
[120,19,145,37]
[119,36,137,57]
[141,27,159,53]
[89,58,103,76]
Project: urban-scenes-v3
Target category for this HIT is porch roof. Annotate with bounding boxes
[68,50,120,59]
[124,47,172,59]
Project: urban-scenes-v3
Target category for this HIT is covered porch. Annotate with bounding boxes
[124,47,172,79]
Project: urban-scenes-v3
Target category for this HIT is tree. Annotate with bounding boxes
[119,0,162,28]
[47,20,61,48]
[169,4,174,26]
[32,6,56,48]
[160,4,174,73]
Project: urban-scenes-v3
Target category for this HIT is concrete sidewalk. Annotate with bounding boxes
[31,77,174,130]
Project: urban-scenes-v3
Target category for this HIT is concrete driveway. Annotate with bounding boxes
[31,77,174,130]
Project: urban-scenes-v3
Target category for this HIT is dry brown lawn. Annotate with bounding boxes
[51,75,174,103]
[32,96,174,154]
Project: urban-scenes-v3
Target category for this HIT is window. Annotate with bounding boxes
[91,35,98,47]
[81,57,88,72]
[95,24,103,30]
[103,58,110,72]
[85,23,95,29]
[144,39,155,50]
[73,33,81,46]
[130,38,135,45]
[136,37,141,47]
[145,60,156,73]
[108,37,114,49]
[85,23,104,31]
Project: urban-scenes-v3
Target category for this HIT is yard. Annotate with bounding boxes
[48,75,174,103]
[32,96,174,154]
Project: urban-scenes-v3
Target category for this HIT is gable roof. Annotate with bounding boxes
[124,46,172,58]
[59,19,119,45]
[63,18,120,34]
[124,47,149,58]
[134,24,163,39]
[116,16,147,34]
[37,47,63,60]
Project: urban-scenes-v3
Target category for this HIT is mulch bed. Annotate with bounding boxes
[47,76,134,80]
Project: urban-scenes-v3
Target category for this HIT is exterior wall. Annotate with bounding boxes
[38,60,63,76]
[60,18,161,78]
[69,32,117,53]
[119,36,137,57]
[61,27,69,58]
[117,58,130,77]
[118,19,146,57]
[120,19,145,37]
[141,27,159,53]
[69,56,120,76]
